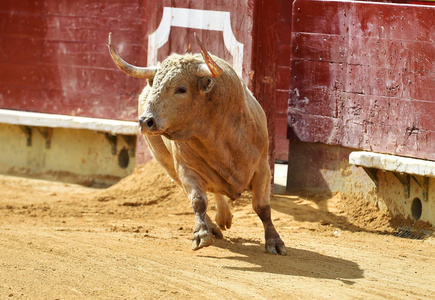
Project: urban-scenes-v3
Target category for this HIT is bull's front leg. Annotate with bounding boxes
[176,164,214,250]
[189,189,214,250]
[251,160,287,255]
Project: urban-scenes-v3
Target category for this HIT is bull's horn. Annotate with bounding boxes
[194,32,223,78]
[107,33,158,79]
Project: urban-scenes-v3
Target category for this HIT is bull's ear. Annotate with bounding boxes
[148,77,154,87]
[198,76,215,94]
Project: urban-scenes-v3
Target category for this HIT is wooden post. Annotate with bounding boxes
[252,0,281,179]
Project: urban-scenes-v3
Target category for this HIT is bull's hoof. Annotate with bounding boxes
[265,238,287,255]
[215,210,233,230]
[208,222,224,239]
[192,231,213,251]
[205,214,223,239]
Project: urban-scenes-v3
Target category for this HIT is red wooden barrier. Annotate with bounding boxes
[0,0,281,165]
[0,0,266,121]
[0,0,147,121]
[288,0,435,160]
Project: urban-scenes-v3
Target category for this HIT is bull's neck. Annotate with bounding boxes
[188,101,250,155]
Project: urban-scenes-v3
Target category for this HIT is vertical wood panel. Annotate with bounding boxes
[288,0,435,160]
[275,1,294,161]
[252,0,281,169]
[0,0,284,167]
[0,0,145,121]
[0,0,257,120]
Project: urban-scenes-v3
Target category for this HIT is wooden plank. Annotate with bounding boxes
[0,0,283,166]
[289,88,339,119]
[0,109,138,135]
[0,0,258,118]
[290,60,347,92]
[275,0,293,161]
[289,0,435,160]
[291,0,349,35]
[0,78,140,121]
[142,0,254,86]
[291,33,347,63]
[0,0,145,120]
[288,113,342,144]
[251,0,281,168]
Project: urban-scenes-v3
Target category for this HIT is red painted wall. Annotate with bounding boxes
[0,0,145,121]
[288,0,435,160]
[251,0,282,170]
[275,0,293,161]
[0,1,259,121]
[141,1,255,86]
[0,0,282,164]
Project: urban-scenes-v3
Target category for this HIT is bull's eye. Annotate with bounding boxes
[175,86,187,94]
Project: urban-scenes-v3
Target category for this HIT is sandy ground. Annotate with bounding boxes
[1,160,434,299]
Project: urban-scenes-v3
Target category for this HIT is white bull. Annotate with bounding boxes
[108,33,286,255]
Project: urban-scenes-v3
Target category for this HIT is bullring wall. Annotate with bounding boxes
[287,0,435,225]
[288,0,434,159]
[0,0,285,182]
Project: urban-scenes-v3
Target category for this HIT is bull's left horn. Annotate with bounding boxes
[194,32,223,78]
[107,33,158,79]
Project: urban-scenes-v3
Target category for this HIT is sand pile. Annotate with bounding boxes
[91,159,435,234]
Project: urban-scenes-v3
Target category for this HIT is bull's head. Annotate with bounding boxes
[108,33,223,140]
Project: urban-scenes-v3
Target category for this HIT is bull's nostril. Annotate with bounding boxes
[139,116,156,131]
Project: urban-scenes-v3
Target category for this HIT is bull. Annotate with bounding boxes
[108,32,286,255]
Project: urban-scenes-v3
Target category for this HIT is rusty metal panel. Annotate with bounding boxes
[288,0,435,160]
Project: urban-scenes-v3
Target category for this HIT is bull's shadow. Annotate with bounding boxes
[202,238,363,284]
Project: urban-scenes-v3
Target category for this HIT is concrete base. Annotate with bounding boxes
[287,141,435,226]
[0,123,136,186]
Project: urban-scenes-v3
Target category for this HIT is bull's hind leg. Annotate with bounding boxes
[251,160,286,255]
[214,193,233,230]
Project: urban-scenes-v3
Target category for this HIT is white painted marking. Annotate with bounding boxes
[294,88,300,97]
[147,7,244,77]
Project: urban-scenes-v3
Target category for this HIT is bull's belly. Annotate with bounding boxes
[204,176,247,200]
[191,156,256,200]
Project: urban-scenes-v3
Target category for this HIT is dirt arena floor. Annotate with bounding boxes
[1,160,434,299]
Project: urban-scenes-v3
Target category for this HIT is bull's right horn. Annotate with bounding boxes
[194,32,223,78]
[107,33,158,79]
